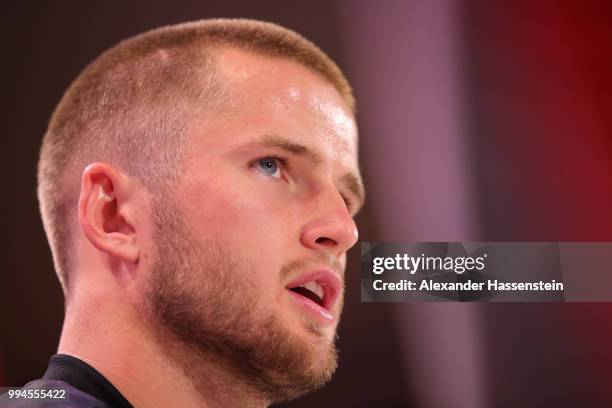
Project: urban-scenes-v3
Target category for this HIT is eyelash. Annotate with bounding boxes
[341,194,352,212]
[251,154,354,213]
[251,154,290,177]
[269,154,289,169]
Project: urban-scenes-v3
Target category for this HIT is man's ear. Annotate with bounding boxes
[78,163,140,263]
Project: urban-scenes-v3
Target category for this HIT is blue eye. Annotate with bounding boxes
[258,157,281,177]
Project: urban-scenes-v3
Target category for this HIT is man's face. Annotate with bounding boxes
[146,48,362,401]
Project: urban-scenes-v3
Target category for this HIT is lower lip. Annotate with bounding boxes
[287,290,335,325]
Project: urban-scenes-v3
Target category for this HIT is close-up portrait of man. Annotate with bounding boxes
[6,2,612,407]
[1,18,364,407]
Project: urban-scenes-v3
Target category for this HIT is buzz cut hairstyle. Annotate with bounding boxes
[37,18,355,295]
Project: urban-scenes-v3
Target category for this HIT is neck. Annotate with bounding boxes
[58,290,269,408]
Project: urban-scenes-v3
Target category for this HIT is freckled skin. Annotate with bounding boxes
[174,47,361,345]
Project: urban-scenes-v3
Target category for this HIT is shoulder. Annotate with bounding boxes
[0,379,108,408]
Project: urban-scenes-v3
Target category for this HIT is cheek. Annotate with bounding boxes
[178,177,297,265]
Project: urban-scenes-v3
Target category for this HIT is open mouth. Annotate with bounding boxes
[285,270,341,318]
[285,270,341,325]
[288,282,324,306]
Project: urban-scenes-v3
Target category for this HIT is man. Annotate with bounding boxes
[0,18,363,408]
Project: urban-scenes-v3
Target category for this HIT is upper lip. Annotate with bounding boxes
[285,269,342,312]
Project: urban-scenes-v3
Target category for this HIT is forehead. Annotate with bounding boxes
[192,47,358,160]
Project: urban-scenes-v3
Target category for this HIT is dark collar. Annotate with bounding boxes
[43,354,133,408]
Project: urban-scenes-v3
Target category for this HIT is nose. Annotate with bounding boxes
[300,188,359,257]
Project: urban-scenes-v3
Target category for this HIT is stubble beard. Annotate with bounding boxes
[143,199,339,403]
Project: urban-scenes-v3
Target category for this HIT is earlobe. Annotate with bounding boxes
[78,163,140,264]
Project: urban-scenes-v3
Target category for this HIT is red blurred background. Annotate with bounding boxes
[2,1,612,407]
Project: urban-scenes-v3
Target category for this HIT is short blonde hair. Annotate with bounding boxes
[37,19,355,294]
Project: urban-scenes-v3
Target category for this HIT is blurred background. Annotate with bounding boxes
[2,1,612,407]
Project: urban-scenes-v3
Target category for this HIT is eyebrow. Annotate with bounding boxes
[250,135,366,211]
[258,135,323,165]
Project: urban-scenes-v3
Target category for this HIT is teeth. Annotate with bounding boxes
[302,281,324,301]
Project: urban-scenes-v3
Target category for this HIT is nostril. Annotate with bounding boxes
[315,237,336,247]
